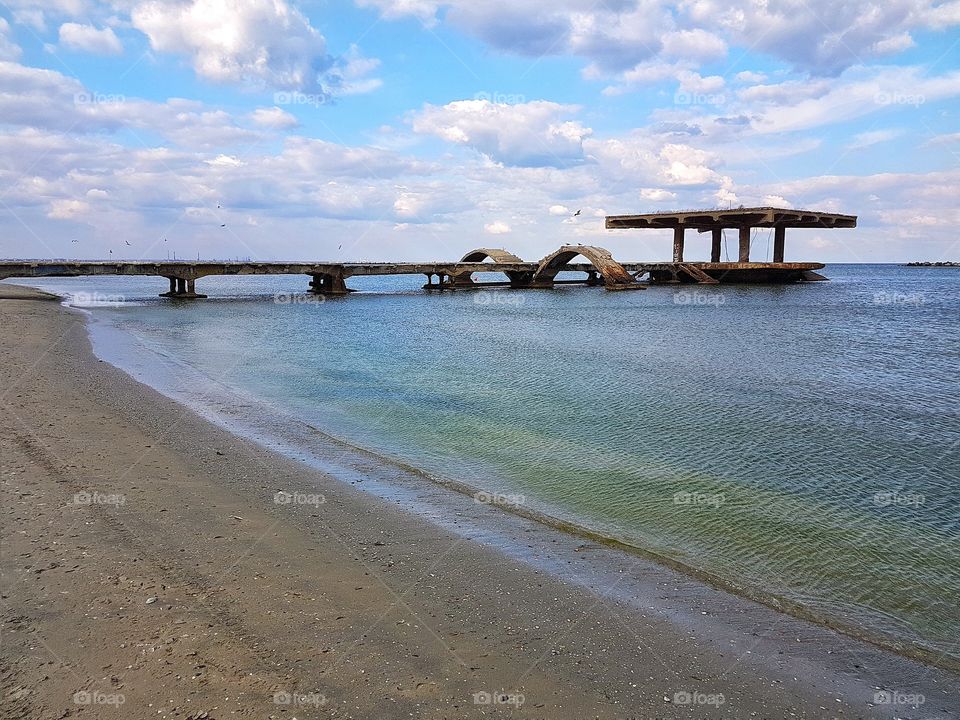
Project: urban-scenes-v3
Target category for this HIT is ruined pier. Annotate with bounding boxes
[0,207,855,299]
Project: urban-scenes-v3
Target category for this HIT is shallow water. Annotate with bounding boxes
[16,264,960,664]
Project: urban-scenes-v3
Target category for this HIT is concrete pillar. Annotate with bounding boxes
[773,226,786,263]
[672,226,685,263]
[176,277,187,294]
[167,277,177,294]
[186,279,196,295]
[711,229,722,263]
[738,227,751,262]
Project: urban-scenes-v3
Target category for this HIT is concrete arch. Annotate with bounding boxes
[451,247,530,287]
[532,245,637,288]
[459,248,523,264]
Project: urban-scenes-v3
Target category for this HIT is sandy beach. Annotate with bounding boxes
[1,282,956,720]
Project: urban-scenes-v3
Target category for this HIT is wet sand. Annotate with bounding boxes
[1,283,956,719]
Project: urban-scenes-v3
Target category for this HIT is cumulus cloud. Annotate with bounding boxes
[639,187,676,201]
[360,0,960,77]
[484,220,511,234]
[132,0,379,95]
[248,106,299,129]
[411,99,592,167]
[58,22,123,55]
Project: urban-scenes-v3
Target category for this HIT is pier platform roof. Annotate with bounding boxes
[605,207,857,231]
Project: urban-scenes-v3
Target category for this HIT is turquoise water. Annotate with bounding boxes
[16,265,960,666]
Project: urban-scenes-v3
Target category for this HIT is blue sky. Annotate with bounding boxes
[0,0,958,263]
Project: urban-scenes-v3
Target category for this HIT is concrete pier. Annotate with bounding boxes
[0,218,848,300]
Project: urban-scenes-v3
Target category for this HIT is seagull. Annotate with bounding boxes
[124,240,131,246]
[70,239,79,243]
[220,224,226,228]
[573,209,582,217]
[338,244,342,250]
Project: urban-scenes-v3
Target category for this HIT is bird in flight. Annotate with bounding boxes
[70,239,79,243]
[220,224,226,228]
[573,209,582,217]
[124,240,131,246]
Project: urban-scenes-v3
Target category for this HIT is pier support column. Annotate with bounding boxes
[310,272,352,295]
[711,229,722,263]
[738,227,751,262]
[673,226,685,263]
[773,226,786,263]
[159,276,206,299]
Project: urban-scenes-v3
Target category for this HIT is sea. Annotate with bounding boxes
[14,263,959,668]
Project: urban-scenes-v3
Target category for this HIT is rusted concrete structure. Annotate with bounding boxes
[606,207,856,270]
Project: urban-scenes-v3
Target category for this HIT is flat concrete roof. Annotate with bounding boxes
[606,207,857,230]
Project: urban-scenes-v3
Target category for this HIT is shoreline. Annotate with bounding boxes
[2,282,957,718]
[79,286,956,674]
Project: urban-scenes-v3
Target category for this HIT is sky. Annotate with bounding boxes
[0,0,958,264]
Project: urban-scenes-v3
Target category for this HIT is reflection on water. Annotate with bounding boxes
[18,265,960,665]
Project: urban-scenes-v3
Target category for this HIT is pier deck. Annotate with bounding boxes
[1,238,830,298]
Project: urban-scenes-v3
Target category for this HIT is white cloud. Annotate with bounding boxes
[359,0,960,76]
[132,0,379,94]
[872,32,915,54]
[411,99,592,167]
[59,22,123,55]
[0,19,21,61]
[639,187,676,201]
[748,66,960,135]
[762,194,792,207]
[48,198,91,219]
[249,106,299,129]
[661,29,726,62]
[847,128,904,149]
[484,220,511,234]
[734,70,767,83]
[549,204,570,215]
